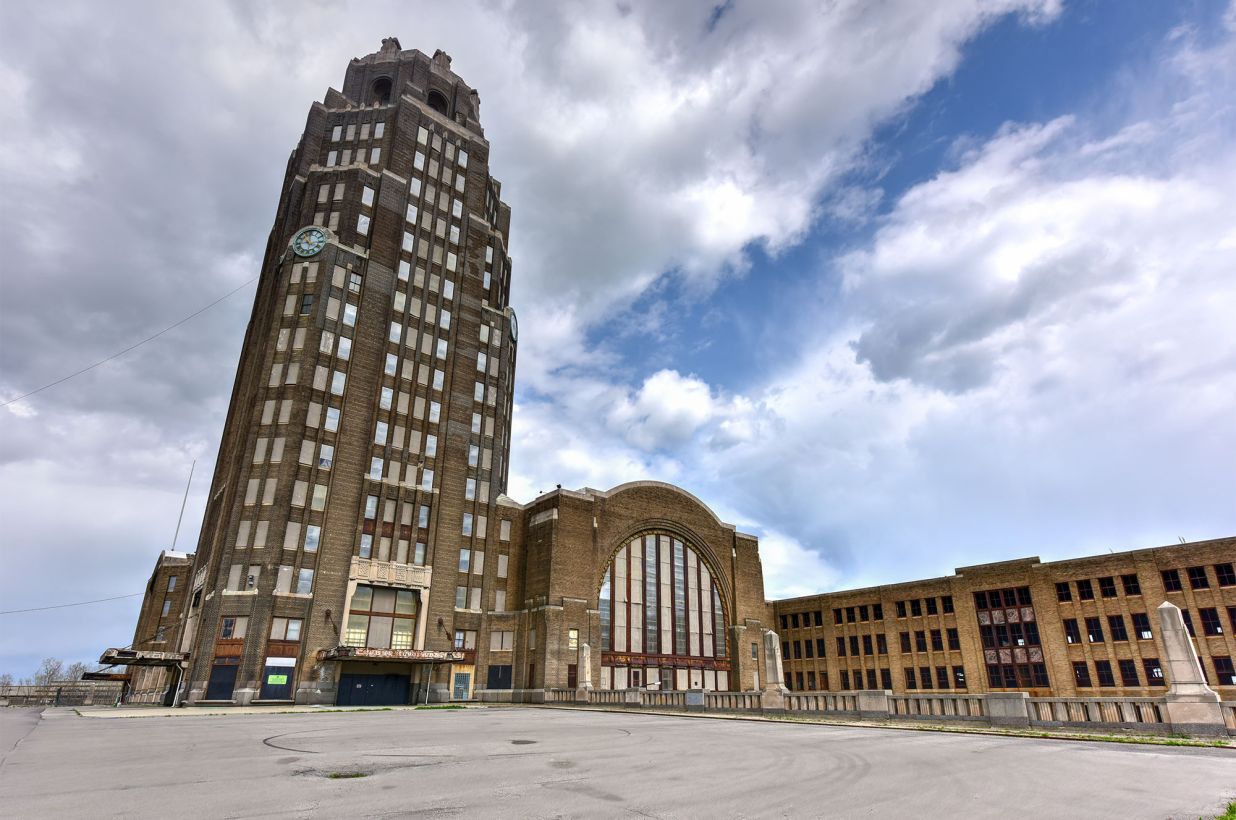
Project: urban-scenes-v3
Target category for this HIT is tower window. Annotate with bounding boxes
[427,89,449,115]
[371,77,392,106]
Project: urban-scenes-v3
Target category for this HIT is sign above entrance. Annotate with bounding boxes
[322,646,465,662]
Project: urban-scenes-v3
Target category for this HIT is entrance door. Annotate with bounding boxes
[452,672,471,700]
[337,673,410,706]
[260,658,295,700]
[205,661,238,700]
[631,669,642,688]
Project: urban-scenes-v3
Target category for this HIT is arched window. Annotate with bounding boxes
[598,532,729,691]
[427,89,449,116]
[371,77,392,106]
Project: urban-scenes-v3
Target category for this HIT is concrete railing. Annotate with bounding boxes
[1028,696,1165,727]
[641,691,687,708]
[890,693,986,719]
[785,693,858,713]
[547,688,1230,735]
[705,691,764,711]
[1222,702,1236,733]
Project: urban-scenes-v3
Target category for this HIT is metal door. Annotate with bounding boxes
[452,672,471,700]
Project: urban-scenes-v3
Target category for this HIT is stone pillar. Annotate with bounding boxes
[984,692,1030,727]
[761,629,789,711]
[575,643,593,703]
[1158,601,1225,736]
[857,690,890,720]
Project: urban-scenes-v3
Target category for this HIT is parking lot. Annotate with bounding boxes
[1,706,1232,818]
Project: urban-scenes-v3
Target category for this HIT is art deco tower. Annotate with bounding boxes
[178,39,518,704]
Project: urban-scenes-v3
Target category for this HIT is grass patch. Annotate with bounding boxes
[326,771,368,779]
[416,704,465,710]
[1212,800,1236,820]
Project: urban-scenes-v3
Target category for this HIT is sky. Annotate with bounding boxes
[1,0,1234,678]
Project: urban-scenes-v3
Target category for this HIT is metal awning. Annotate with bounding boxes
[99,648,189,667]
[319,646,466,663]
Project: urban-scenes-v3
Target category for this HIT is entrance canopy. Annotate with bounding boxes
[99,648,188,667]
[320,646,466,663]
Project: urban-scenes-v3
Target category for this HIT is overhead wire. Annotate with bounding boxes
[1,275,258,407]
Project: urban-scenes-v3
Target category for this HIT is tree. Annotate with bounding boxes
[33,657,64,686]
[0,673,12,688]
[65,662,90,681]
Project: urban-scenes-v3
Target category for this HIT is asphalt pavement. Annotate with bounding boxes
[0,706,1232,818]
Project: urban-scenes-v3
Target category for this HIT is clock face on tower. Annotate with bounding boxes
[291,226,329,257]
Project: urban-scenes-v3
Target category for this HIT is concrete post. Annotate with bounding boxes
[1158,601,1225,736]
[761,629,789,711]
[575,643,593,703]
[857,690,890,719]
[985,692,1031,727]
[685,689,705,712]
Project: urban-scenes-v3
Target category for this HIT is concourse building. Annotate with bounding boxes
[111,41,1235,707]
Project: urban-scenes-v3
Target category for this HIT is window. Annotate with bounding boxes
[1108,615,1128,641]
[915,631,927,652]
[1073,661,1092,687]
[910,599,922,617]
[304,525,320,552]
[343,303,357,327]
[1095,660,1115,687]
[270,617,302,641]
[1064,619,1081,644]
[490,631,514,651]
[568,628,579,651]
[357,214,370,235]
[1161,569,1182,592]
[836,637,846,657]
[330,370,346,396]
[166,576,178,593]
[1182,609,1196,637]
[816,638,827,657]
[1200,607,1223,636]
[930,629,943,651]
[936,666,949,690]
[925,598,938,616]
[1132,612,1153,640]
[1076,579,1094,600]
[835,608,844,624]
[294,568,314,594]
[318,443,335,469]
[904,668,917,690]
[1098,577,1117,598]
[1085,617,1104,643]
[1186,566,1210,589]
[899,632,911,653]
[1118,659,1139,687]
[325,406,340,432]
[161,599,172,617]
[453,630,477,650]
[220,616,248,639]
[1217,563,1236,587]
[1213,657,1236,686]
[1143,658,1165,685]
[1121,573,1141,595]
[299,294,314,315]
[946,627,960,650]
[940,597,952,615]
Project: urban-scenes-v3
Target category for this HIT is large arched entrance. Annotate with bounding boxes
[598,531,730,691]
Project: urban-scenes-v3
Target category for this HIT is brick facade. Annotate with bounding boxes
[774,536,1236,699]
